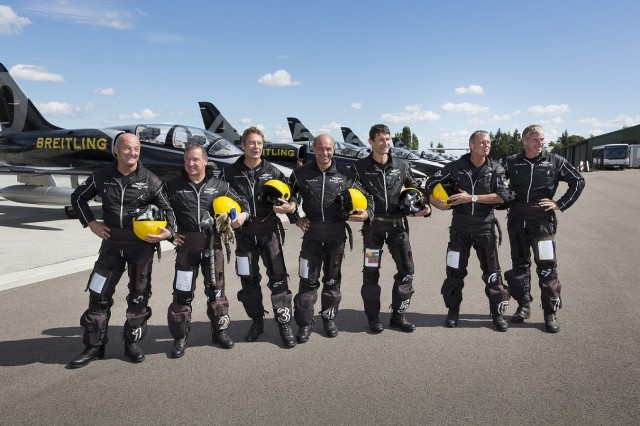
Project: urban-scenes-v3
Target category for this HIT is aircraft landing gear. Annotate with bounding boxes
[64,206,77,219]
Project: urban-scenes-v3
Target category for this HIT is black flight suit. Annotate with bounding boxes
[504,150,584,314]
[425,153,513,314]
[221,157,292,326]
[165,168,248,338]
[71,161,176,347]
[289,160,373,326]
[353,154,424,321]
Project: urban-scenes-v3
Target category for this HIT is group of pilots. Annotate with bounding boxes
[67,122,584,368]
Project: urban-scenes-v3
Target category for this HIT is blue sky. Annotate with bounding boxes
[2,0,639,150]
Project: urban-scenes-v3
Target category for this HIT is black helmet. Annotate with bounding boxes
[399,187,425,215]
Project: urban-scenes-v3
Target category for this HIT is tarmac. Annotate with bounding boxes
[0,170,639,425]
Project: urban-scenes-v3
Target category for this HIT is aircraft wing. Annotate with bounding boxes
[0,165,93,176]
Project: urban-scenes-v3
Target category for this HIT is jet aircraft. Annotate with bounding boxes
[0,63,272,217]
[199,101,305,167]
[339,126,443,178]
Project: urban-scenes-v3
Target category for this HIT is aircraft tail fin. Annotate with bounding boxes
[341,127,367,147]
[198,101,241,144]
[287,117,315,143]
[392,136,407,149]
[0,63,61,133]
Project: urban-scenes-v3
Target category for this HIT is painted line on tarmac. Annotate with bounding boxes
[0,241,176,292]
[0,256,97,292]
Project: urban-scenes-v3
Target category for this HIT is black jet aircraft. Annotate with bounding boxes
[0,63,256,217]
[286,117,372,169]
[199,101,305,167]
[339,126,443,178]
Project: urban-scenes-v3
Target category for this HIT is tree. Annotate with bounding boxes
[489,128,521,161]
[411,134,419,151]
[549,130,584,152]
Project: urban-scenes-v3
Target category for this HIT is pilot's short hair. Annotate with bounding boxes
[369,124,390,140]
[184,143,207,158]
[523,124,544,139]
[469,130,489,143]
[241,127,265,144]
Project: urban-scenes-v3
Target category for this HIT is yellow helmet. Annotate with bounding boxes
[131,205,166,240]
[399,187,425,215]
[337,188,368,216]
[213,196,242,218]
[432,183,450,203]
[260,179,291,207]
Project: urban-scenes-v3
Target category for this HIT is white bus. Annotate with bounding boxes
[592,144,629,170]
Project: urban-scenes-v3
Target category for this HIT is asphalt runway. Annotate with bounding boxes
[0,170,639,425]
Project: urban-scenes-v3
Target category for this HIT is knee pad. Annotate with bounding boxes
[483,272,503,287]
[123,321,148,343]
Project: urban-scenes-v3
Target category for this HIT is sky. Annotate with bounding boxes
[2,0,639,151]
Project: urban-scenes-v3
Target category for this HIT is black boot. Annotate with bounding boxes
[212,329,235,349]
[390,312,416,332]
[445,309,459,328]
[69,345,105,368]
[124,341,145,363]
[296,320,314,344]
[245,317,264,342]
[511,303,531,323]
[544,313,560,333]
[277,322,297,348]
[367,315,383,333]
[323,318,338,338]
[171,336,187,358]
[492,313,509,332]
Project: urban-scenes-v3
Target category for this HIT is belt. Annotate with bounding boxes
[371,216,404,225]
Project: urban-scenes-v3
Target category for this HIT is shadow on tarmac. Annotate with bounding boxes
[0,308,547,367]
[0,203,101,230]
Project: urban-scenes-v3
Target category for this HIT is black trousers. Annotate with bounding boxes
[361,220,415,318]
[505,214,562,314]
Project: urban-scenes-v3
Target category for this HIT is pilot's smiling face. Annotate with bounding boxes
[369,133,391,156]
[242,133,264,161]
[184,147,207,180]
[114,135,140,168]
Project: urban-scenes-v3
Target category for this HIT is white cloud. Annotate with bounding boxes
[35,101,93,117]
[257,69,301,87]
[24,0,134,30]
[405,104,423,113]
[94,87,115,96]
[454,84,484,95]
[527,104,571,116]
[10,64,64,82]
[441,102,489,115]
[350,102,363,110]
[169,110,186,117]
[0,5,32,35]
[380,105,440,124]
[240,118,253,124]
[578,114,640,131]
[117,108,157,120]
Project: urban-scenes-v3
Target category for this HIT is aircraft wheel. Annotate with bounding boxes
[64,206,77,219]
